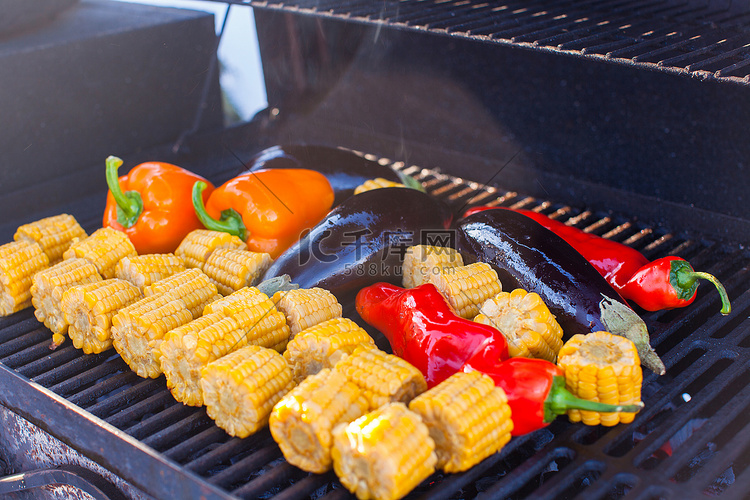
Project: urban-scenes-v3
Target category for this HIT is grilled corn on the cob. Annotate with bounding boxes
[62,227,137,279]
[175,229,247,270]
[0,240,49,316]
[114,254,186,291]
[14,213,86,264]
[273,287,343,338]
[202,248,272,295]
[143,269,220,317]
[402,245,463,289]
[429,262,502,319]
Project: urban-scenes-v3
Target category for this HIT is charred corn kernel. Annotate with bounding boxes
[201,345,294,438]
[14,214,86,264]
[402,245,463,289]
[114,254,186,291]
[0,240,49,316]
[331,402,437,500]
[273,287,343,338]
[409,371,513,473]
[270,368,369,473]
[557,331,643,426]
[335,346,427,411]
[61,279,142,354]
[428,262,502,319]
[144,269,220,317]
[474,288,564,362]
[202,248,272,295]
[353,178,406,195]
[284,318,376,384]
[159,291,290,406]
[175,229,247,270]
[31,258,102,345]
[62,227,137,279]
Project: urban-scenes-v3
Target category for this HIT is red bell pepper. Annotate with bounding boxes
[355,282,509,388]
[462,206,730,314]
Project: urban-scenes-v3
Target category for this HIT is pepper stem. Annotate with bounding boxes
[545,376,644,422]
[192,181,247,241]
[105,155,143,228]
[672,261,731,315]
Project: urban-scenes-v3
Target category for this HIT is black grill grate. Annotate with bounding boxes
[1,161,749,499]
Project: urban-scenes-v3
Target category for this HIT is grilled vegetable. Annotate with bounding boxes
[31,258,102,346]
[192,168,334,258]
[61,278,142,354]
[409,370,513,473]
[474,288,564,362]
[200,345,294,438]
[269,368,369,473]
[456,209,665,375]
[62,227,137,279]
[114,254,187,292]
[0,240,49,316]
[201,248,272,295]
[356,282,508,388]
[354,178,406,195]
[14,213,86,264]
[273,287,343,338]
[202,283,271,315]
[428,262,502,319]
[143,268,220,317]
[175,229,247,270]
[557,331,643,426]
[103,155,214,254]
[284,317,376,383]
[262,188,453,308]
[331,402,437,500]
[402,244,463,289]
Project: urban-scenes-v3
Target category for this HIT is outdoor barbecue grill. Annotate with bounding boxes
[1,0,749,499]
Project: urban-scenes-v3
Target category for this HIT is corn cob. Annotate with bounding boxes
[270,368,369,473]
[331,402,437,500]
[201,345,294,438]
[30,258,102,346]
[474,288,564,362]
[202,285,269,315]
[0,240,49,316]
[201,248,272,295]
[62,227,137,279]
[428,262,502,319]
[175,229,247,270]
[114,254,186,291]
[112,271,218,378]
[284,317,376,383]
[335,346,427,411]
[273,287,343,338]
[61,278,142,354]
[409,371,513,473]
[402,245,463,289]
[353,178,406,195]
[159,289,290,406]
[14,213,86,264]
[557,331,643,426]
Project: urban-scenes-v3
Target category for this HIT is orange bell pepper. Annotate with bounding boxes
[192,168,334,258]
[103,156,214,254]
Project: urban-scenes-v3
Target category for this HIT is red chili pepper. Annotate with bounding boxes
[463,357,643,436]
[355,282,509,388]
[462,206,730,314]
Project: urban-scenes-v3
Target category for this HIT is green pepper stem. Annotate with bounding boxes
[545,376,644,422]
[192,181,247,241]
[676,268,731,315]
[105,155,143,228]
[257,275,299,296]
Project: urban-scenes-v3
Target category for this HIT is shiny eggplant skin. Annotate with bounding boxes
[240,144,402,206]
[262,188,452,307]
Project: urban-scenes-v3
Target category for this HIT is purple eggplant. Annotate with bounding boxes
[456,209,665,375]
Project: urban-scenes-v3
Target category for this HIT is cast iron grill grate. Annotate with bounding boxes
[0,161,749,499]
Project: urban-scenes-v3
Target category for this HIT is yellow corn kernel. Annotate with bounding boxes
[409,371,513,473]
[30,258,102,345]
[61,278,142,354]
[474,288,564,362]
[557,331,643,426]
[202,285,269,315]
[202,248,272,295]
[144,269,220,318]
[331,402,437,500]
[0,240,50,316]
[335,346,427,411]
[62,227,137,279]
[284,317,376,384]
[273,287,343,338]
[175,229,247,270]
[114,254,186,291]
[14,213,87,264]
[201,345,295,438]
[353,178,406,195]
[270,368,369,473]
[402,245,463,289]
[429,262,502,319]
